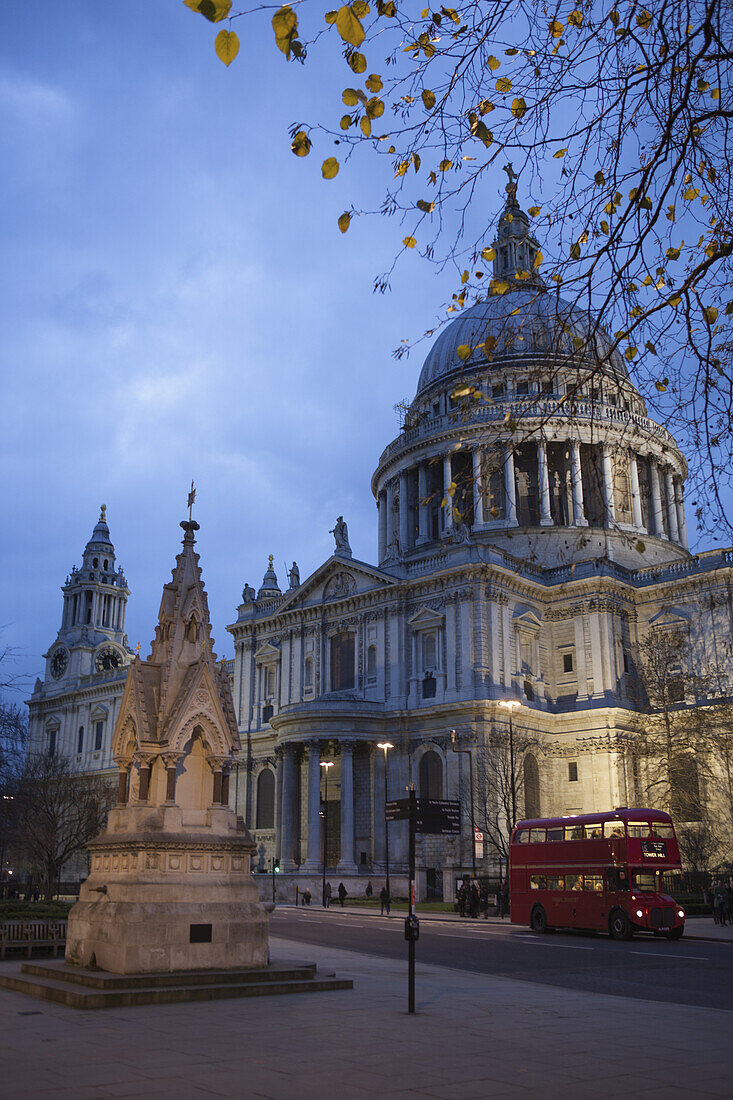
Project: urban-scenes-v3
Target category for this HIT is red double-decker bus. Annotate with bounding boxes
[509,808,685,940]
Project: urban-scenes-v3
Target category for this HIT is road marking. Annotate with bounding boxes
[631,950,707,960]
[431,931,594,950]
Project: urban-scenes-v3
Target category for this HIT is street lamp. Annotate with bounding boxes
[377,742,394,900]
[320,760,334,907]
[450,729,476,880]
[498,700,522,833]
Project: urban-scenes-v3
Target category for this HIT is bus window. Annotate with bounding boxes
[515,828,531,844]
[529,875,546,890]
[530,828,546,843]
[627,822,650,838]
[583,874,603,892]
[606,867,629,892]
[546,875,564,890]
[566,873,583,891]
[584,823,603,839]
[565,824,584,840]
[605,821,625,838]
[546,827,563,842]
[651,822,674,839]
[632,871,657,892]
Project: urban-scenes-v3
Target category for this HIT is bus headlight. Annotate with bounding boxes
[636,909,643,918]
[678,910,685,919]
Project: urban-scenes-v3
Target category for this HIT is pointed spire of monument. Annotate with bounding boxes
[257,554,281,600]
[490,163,545,290]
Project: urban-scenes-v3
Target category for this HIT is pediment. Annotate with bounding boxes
[648,607,690,629]
[276,556,398,612]
[255,642,281,662]
[513,605,542,630]
[408,606,445,630]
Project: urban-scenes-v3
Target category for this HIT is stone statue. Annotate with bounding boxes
[288,562,300,589]
[383,533,402,563]
[503,161,518,187]
[330,516,352,557]
[242,583,256,603]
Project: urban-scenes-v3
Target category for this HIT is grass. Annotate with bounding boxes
[341,898,458,913]
[0,900,72,920]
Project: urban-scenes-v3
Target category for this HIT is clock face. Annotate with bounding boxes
[95,646,122,673]
[50,647,69,680]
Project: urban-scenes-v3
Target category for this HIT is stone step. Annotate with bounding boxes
[21,960,318,990]
[0,968,353,1010]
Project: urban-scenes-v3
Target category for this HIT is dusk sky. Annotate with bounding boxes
[0,4,726,697]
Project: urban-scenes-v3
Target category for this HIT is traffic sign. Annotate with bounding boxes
[385,797,461,834]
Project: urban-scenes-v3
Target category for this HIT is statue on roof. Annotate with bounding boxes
[287,562,300,589]
[330,516,352,557]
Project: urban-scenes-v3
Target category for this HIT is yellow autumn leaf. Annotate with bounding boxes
[527,206,541,217]
[366,74,383,92]
[683,187,699,200]
[703,307,719,323]
[554,148,567,158]
[495,77,512,92]
[352,0,369,16]
[403,236,417,248]
[570,242,581,259]
[549,19,563,37]
[366,97,384,118]
[348,52,367,74]
[272,6,299,56]
[481,247,496,261]
[600,220,609,234]
[568,9,583,26]
[416,199,435,213]
[511,97,527,119]
[490,279,509,294]
[336,5,365,47]
[636,9,652,28]
[625,347,638,360]
[487,55,501,70]
[666,247,681,259]
[711,88,720,99]
[360,116,372,137]
[322,157,340,179]
[395,161,409,176]
[594,170,605,185]
[533,250,543,269]
[456,345,473,360]
[184,0,232,23]
[439,159,452,171]
[422,89,436,109]
[291,130,311,157]
[214,29,239,65]
[338,211,351,233]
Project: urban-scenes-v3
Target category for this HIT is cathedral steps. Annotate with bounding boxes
[0,960,353,1009]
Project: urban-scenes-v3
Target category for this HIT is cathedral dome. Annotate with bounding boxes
[416,289,629,398]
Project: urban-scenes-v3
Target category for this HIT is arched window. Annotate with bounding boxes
[366,645,377,682]
[256,768,275,829]
[524,754,541,819]
[419,750,443,800]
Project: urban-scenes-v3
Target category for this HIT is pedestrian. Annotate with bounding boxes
[338,881,347,908]
[379,884,391,916]
[365,880,373,898]
[501,878,510,920]
[713,879,727,926]
[302,887,312,906]
[324,881,332,908]
[457,882,467,917]
[480,883,489,919]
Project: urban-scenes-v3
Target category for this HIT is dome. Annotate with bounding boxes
[416,289,628,397]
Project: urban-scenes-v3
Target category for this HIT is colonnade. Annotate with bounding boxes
[377,438,688,559]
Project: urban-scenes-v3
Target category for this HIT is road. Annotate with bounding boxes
[271,906,733,1012]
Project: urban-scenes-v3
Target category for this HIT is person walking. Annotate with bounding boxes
[713,879,727,926]
[337,881,347,908]
[379,884,391,916]
[365,880,373,898]
[324,881,332,908]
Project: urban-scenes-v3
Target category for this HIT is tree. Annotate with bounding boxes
[186,0,733,533]
[10,754,116,902]
[473,724,541,871]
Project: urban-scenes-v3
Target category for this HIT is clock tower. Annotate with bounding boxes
[27,507,133,770]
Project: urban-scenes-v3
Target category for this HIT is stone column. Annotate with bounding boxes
[649,461,666,537]
[602,445,616,527]
[417,464,429,544]
[337,740,358,873]
[629,453,644,529]
[504,446,518,526]
[538,439,553,526]
[377,492,387,560]
[571,441,588,526]
[135,754,154,802]
[472,449,484,527]
[665,470,680,542]
[385,481,394,550]
[116,762,130,805]
[303,740,322,871]
[399,470,410,551]
[221,767,231,807]
[372,744,386,872]
[279,743,297,870]
[443,454,454,533]
[162,753,182,803]
[675,480,689,549]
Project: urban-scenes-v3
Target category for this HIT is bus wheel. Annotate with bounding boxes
[666,927,684,941]
[609,909,633,941]
[530,905,548,934]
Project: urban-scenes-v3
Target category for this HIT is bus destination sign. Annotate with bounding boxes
[640,840,667,859]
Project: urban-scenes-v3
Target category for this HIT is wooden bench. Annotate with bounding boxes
[0,920,67,960]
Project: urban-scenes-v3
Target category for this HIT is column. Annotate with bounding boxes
[629,453,644,529]
[385,482,394,549]
[675,480,689,549]
[665,470,680,542]
[601,445,616,527]
[399,470,410,551]
[117,764,130,805]
[472,449,485,527]
[503,446,518,526]
[212,767,223,805]
[377,492,387,560]
[649,461,666,537]
[303,740,322,871]
[221,767,231,806]
[280,743,297,870]
[162,753,182,803]
[372,745,386,871]
[538,439,553,526]
[571,441,588,525]
[443,454,454,533]
[337,740,358,872]
[417,464,429,544]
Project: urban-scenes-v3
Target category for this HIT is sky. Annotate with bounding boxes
[0,4,728,698]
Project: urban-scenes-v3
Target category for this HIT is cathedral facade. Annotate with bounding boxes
[28,185,733,896]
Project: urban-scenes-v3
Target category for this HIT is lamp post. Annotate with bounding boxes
[377,742,394,899]
[498,700,522,833]
[320,760,334,907]
[450,729,476,879]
